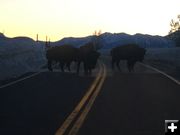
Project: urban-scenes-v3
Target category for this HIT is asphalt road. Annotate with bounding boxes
[78,71,180,135]
[0,72,94,135]
[0,60,180,135]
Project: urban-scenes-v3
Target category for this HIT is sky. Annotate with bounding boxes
[0,0,180,41]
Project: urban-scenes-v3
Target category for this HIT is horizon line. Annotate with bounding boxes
[0,31,168,42]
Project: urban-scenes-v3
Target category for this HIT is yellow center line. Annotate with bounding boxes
[68,64,107,135]
[55,63,104,135]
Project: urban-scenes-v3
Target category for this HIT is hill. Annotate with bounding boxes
[0,34,46,81]
[166,30,180,47]
[51,32,175,49]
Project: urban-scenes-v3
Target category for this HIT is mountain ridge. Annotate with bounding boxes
[0,32,175,48]
[51,32,175,48]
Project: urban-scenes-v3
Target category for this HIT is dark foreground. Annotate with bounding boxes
[78,72,180,135]
[0,62,180,135]
[0,72,94,135]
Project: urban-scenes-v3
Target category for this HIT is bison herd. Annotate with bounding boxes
[46,42,100,75]
[46,42,146,74]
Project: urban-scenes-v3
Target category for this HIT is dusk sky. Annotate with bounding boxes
[0,0,180,41]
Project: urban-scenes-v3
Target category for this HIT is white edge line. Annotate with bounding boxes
[139,62,180,85]
[0,72,41,89]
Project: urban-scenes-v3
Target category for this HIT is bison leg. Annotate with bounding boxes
[116,60,121,71]
[127,64,132,72]
[84,68,88,75]
[131,61,136,72]
[76,61,81,74]
[127,60,132,72]
[60,62,65,72]
[111,58,115,70]
[89,68,92,75]
[66,62,71,72]
[127,60,135,72]
[83,63,88,75]
[86,66,92,76]
[48,60,53,71]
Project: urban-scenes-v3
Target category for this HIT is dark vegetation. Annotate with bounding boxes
[166,30,180,47]
[167,14,180,47]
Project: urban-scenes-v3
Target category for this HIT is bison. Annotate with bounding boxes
[77,42,100,75]
[46,44,79,72]
[46,42,100,75]
[110,44,146,72]
[82,50,100,75]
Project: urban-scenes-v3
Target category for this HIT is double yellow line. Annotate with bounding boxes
[55,63,107,135]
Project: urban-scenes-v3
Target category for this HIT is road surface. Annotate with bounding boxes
[0,60,180,135]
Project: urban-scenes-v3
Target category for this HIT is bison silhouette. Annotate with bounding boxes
[110,44,146,72]
[77,42,100,75]
[80,50,100,75]
[46,42,100,75]
[46,44,79,72]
